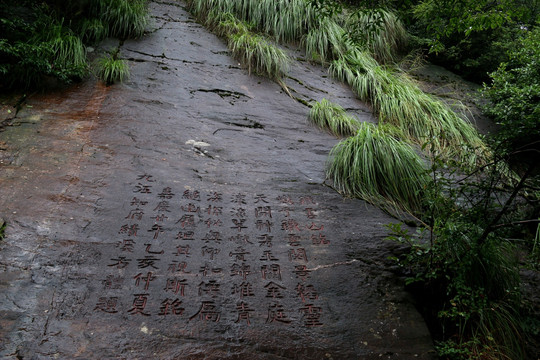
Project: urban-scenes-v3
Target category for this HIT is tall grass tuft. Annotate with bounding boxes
[330,50,487,167]
[96,53,130,84]
[92,0,149,39]
[303,16,347,63]
[202,11,290,79]
[326,122,429,214]
[78,18,108,43]
[186,0,317,42]
[228,31,290,79]
[309,98,361,137]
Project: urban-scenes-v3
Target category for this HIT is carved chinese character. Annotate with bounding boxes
[164,278,188,296]
[229,246,250,261]
[260,250,278,261]
[158,187,175,199]
[137,256,160,269]
[176,215,197,229]
[144,243,164,255]
[288,248,308,262]
[198,280,221,298]
[311,233,330,245]
[276,195,294,205]
[296,283,319,302]
[287,233,302,247]
[116,239,135,252]
[299,196,315,205]
[293,265,311,281]
[205,205,223,216]
[306,222,324,231]
[102,275,123,290]
[154,200,171,212]
[279,207,292,217]
[189,301,221,322]
[299,304,323,327]
[108,256,131,269]
[207,192,223,202]
[148,224,164,240]
[175,231,195,240]
[202,246,220,260]
[231,282,255,298]
[281,219,300,232]
[118,224,139,236]
[153,213,168,222]
[230,193,246,204]
[231,218,247,232]
[255,220,273,232]
[136,174,154,182]
[228,234,252,245]
[203,218,223,228]
[257,234,273,247]
[168,261,190,274]
[264,281,286,298]
[199,264,223,276]
[181,203,200,214]
[230,263,251,280]
[183,190,201,201]
[261,264,281,281]
[125,208,144,220]
[131,197,148,206]
[174,245,191,257]
[235,302,254,325]
[254,194,268,203]
[94,297,119,313]
[266,302,292,324]
[158,298,184,316]
[230,208,247,218]
[134,272,156,291]
[201,231,222,243]
[255,206,272,218]
[304,208,317,219]
[128,293,151,316]
[133,183,152,194]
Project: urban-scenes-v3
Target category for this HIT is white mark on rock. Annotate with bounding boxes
[186,139,210,147]
[307,259,359,271]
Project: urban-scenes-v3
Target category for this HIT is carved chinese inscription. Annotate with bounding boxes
[95,175,330,328]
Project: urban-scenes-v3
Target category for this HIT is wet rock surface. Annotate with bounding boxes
[0,1,434,358]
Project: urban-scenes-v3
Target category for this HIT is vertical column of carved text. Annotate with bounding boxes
[95,174,153,315]
[297,196,325,327]
[189,191,223,323]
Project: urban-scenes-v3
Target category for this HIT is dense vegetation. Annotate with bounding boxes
[0,0,148,89]
[1,0,539,358]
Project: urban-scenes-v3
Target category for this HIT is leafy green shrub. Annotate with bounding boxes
[326,122,429,214]
[482,27,540,162]
[95,53,130,84]
[308,98,360,136]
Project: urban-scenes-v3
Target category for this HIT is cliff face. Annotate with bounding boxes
[0,1,436,358]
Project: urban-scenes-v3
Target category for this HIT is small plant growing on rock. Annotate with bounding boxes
[95,51,129,85]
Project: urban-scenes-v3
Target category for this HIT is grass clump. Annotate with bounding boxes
[330,50,487,167]
[96,52,130,84]
[91,0,149,39]
[78,18,108,43]
[309,98,360,137]
[303,16,347,63]
[326,122,429,215]
[202,11,290,80]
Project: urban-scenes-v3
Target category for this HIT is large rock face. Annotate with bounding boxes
[0,1,434,358]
